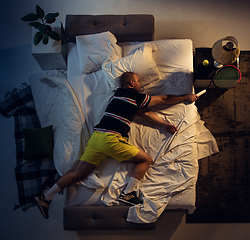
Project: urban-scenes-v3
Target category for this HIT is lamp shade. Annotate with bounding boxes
[212,36,240,65]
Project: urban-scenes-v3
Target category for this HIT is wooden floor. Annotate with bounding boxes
[187,51,250,223]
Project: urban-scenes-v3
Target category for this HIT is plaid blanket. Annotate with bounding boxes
[0,86,60,211]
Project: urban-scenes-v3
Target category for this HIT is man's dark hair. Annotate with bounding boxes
[120,72,136,88]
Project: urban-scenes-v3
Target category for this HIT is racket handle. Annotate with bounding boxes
[196,89,206,97]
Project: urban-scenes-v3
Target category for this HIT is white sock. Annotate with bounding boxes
[44,183,61,201]
[124,177,140,194]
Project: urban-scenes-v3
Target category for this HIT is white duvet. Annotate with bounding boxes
[29,70,91,176]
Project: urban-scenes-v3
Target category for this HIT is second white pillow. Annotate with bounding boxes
[102,43,160,91]
[76,31,122,74]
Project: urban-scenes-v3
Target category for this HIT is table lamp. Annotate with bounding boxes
[212,36,240,68]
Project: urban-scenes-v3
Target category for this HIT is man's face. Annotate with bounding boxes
[133,74,141,92]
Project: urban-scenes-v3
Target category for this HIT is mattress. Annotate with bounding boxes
[61,40,219,223]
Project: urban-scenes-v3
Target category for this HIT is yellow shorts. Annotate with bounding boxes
[80,131,139,166]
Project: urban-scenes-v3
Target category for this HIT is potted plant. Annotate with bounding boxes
[21,5,60,45]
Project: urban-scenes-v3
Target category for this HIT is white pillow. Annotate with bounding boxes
[123,40,194,96]
[102,43,160,91]
[123,39,193,78]
[76,31,122,74]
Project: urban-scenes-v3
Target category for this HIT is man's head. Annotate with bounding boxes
[120,72,141,92]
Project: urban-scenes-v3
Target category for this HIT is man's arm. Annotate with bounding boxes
[148,94,198,108]
[138,108,178,134]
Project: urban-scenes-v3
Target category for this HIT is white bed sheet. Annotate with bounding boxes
[64,41,219,223]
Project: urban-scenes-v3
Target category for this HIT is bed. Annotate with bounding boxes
[28,14,219,230]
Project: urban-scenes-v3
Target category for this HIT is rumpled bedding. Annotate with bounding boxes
[29,68,219,223]
[29,39,219,224]
[81,101,218,223]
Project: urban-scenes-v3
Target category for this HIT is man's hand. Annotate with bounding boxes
[162,122,178,134]
[138,109,178,135]
[186,94,199,103]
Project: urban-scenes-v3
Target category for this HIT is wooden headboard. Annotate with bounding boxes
[65,14,154,42]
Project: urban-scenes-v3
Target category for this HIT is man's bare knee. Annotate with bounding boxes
[146,155,153,166]
[127,149,153,166]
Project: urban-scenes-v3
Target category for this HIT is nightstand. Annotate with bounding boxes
[194,47,239,88]
[32,22,67,70]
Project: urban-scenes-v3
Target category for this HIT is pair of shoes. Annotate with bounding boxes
[118,191,143,206]
[34,195,51,219]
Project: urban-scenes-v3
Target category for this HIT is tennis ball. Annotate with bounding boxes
[203,60,209,66]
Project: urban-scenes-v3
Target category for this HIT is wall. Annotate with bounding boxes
[1,0,250,50]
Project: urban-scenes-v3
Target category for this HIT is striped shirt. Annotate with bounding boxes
[94,88,151,137]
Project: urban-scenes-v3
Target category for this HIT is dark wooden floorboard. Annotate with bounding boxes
[187,51,250,223]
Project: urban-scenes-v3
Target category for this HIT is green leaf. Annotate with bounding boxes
[21,13,39,21]
[44,12,59,20]
[42,34,49,45]
[46,18,56,24]
[34,32,43,45]
[47,31,60,41]
[46,25,52,32]
[40,24,47,34]
[28,22,42,30]
[36,5,44,19]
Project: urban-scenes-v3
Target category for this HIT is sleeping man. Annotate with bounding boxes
[34,71,198,219]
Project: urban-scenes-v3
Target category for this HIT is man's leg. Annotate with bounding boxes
[45,161,96,201]
[55,161,96,191]
[119,149,153,205]
[126,149,153,180]
[124,149,153,192]
[35,161,95,218]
